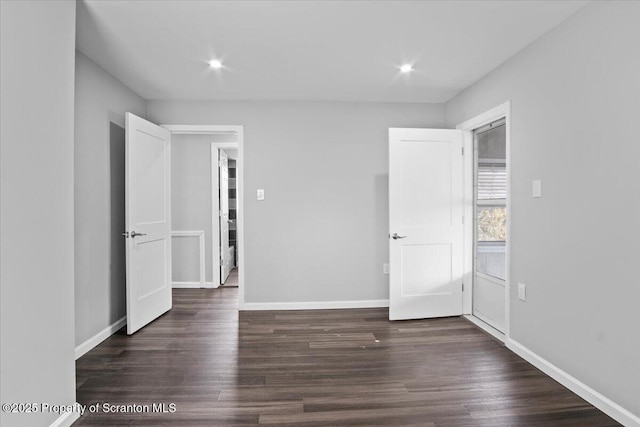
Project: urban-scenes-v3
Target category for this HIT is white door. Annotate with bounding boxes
[219,149,231,283]
[125,113,172,334]
[389,128,464,320]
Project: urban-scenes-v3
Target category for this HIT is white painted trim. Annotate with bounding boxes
[456,101,512,339]
[172,282,200,288]
[171,230,206,288]
[75,316,126,360]
[172,281,217,289]
[243,299,389,311]
[162,124,242,135]
[456,102,511,131]
[463,314,505,343]
[236,127,245,310]
[211,146,221,288]
[462,129,473,315]
[506,338,640,427]
[49,404,81,427]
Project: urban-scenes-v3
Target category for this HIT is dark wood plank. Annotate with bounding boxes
[74,288,618,426]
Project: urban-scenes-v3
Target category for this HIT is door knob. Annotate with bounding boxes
[131,231,147,238]
[391,233,407,240]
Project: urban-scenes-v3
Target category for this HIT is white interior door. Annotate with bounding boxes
[125,113,172,334]
[389,128,464,320]
[219,149,231,283]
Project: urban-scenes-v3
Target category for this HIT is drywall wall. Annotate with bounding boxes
[74,52,146,347]
[0,1,78,426]
[445,1,640,417]
[147,101,444,303]
[172,134,214,284]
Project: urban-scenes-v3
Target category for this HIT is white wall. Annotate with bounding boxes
[74,52,146,347]
[0,1,78,426]
[445,1,640,418]
[148,101,444,304]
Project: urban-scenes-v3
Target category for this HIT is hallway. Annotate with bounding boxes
[74,288,616,426]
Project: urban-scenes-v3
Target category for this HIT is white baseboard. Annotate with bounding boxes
[75,317,126,360]
[242,299,389,311]
[172,281,216,289]
[49,403,81,427]
[463,314,505,343]
[506,338,640,427]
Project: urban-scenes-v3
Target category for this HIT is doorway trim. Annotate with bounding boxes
[456,101,511,341]
[162,124,245,310]
[211,142,238,289]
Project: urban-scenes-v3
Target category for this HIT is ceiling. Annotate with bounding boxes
[76,0,586,103]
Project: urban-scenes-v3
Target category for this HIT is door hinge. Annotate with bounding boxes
[462,283,464,292]
[461,147,464,156]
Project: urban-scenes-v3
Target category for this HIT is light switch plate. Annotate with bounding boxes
[532,180,542,198]
[518,283,526,301]
[257,189,265,201]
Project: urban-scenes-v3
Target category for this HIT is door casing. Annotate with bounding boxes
[218,148,232,284]
[456,101,512,341]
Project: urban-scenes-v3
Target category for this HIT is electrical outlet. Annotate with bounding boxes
[518,283,526,301]
[383,263,390,275]
[257,189,265,200]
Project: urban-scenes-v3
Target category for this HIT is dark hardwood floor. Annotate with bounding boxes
[74,288,617,426]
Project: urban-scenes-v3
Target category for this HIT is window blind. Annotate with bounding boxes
[477,164,506,200]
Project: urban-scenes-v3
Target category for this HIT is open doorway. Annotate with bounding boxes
[164,125,245,308]
[215,146,239,287]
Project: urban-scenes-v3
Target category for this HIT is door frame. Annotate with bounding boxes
[456,101,511,341]
[162,125,245,310]
[212,144,235,286]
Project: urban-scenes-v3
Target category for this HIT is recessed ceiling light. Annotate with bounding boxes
[209,59,223,69]
[400,64,413,73]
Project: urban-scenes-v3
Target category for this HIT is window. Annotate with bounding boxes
[475,120,506,280]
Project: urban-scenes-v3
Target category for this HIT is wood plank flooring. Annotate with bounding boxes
[74,288,618,426]
[223,267,239,287]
